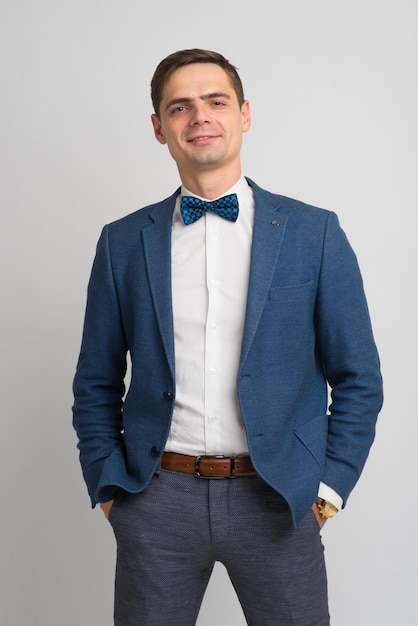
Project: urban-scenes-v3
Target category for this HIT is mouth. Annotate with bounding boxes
[187,135,218,144]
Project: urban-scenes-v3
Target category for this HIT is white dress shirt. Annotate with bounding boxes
[166,175,342,510]
[167,176,253,457]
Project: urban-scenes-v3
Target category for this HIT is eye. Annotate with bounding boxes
[170,105,187,115]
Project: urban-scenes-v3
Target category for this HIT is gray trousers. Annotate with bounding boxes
[109,469,330,626]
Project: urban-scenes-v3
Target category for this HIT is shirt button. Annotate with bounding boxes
[210,368,216,376]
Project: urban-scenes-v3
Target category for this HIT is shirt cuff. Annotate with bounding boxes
[318,482,343,511]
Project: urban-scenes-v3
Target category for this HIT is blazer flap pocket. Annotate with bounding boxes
[294,413,328,466]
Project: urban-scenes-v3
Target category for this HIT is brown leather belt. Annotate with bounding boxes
[161,452,257,479]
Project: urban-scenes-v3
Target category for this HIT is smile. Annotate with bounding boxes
[188,136,217,143]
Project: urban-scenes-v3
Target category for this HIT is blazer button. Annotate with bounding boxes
[151,446,160,457]
[163,391,172,400]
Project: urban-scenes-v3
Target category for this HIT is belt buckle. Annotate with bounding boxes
[195,455,235,479]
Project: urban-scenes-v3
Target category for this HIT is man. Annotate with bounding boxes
[72,49,383,625]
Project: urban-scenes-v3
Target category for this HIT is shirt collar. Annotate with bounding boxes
[181,175,249,201]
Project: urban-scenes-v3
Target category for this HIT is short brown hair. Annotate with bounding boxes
[151,48,245,116]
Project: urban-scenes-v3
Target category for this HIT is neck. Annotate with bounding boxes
[178,164,242,200]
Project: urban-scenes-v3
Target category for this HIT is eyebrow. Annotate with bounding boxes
[164,92,232,111]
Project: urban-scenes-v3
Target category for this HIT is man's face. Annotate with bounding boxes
[151,63,251,178]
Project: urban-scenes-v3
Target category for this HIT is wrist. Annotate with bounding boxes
[318,482,343,511]
[315,497,339,520]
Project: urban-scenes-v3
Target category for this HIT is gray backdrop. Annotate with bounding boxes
[1,0,417,624]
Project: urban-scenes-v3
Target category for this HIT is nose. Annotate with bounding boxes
[190,102,210,126]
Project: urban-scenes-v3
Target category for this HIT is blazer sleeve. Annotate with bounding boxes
[72,225,128,506]
[315,211,383,504]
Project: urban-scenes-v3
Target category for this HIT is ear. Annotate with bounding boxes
[151,114,167,145]
[241,100,251,133]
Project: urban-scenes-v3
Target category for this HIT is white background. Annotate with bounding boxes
[1,1,417,624]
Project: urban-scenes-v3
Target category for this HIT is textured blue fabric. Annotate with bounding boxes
[180,193,239,225]
[110,470,329,625]
[72,178,383,527]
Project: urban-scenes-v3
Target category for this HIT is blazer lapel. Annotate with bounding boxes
[141,191,179,379]
[140,182,288,377]
[239,180,288,368]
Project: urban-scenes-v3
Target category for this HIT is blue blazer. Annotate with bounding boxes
[72,179,383,527]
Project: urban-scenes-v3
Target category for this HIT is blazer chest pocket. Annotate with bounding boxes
[268,280,314,304]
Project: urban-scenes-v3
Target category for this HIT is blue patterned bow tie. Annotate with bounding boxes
[180,193,239,225]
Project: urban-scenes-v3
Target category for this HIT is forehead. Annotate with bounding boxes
[161,63,237,103]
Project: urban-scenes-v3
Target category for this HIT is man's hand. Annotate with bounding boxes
[99,500,114,520]
[311,502,327,529]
